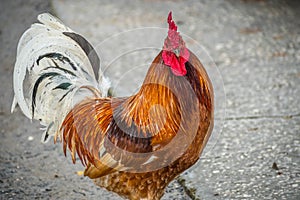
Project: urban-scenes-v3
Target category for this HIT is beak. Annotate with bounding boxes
[173,49,180,57]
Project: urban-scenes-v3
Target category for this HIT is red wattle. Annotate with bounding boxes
[162,50,188,76]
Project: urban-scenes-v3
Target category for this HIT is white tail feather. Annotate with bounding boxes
[12,13,110,142]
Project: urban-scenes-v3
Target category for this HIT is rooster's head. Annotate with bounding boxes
[162,12,190,76]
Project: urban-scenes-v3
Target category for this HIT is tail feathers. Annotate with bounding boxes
[37,13,72,32]
[12,13,110,142]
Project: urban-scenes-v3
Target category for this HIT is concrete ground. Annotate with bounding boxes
[0,0,299,199]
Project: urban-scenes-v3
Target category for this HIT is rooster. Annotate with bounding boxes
[12,12,214,200]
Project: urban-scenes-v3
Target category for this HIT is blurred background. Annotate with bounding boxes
[1,0,299,199]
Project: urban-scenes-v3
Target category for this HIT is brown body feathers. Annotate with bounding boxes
[61,51,214,199]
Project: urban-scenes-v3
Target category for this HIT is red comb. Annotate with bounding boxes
[163,12,189,76]
[167,12,177,31]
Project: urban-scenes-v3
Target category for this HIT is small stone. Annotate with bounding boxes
[272,162,279,170]
[243,194,251,198]
[28,136,34,141]
[215,43,224,50]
